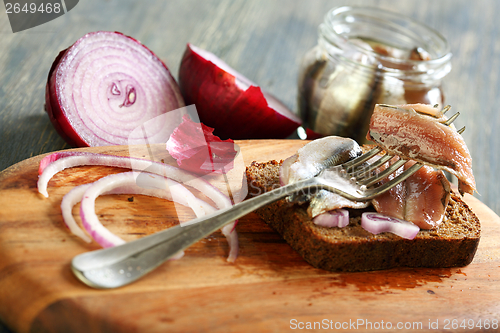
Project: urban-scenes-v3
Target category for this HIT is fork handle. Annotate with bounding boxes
[71,177,319,289]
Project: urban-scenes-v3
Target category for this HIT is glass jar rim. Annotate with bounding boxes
[319,6,452,79]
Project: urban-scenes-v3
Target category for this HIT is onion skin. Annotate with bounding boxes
[45,48,82,146]
[178,44,302,140]
[45,31,185,147]
[166,115,237,175]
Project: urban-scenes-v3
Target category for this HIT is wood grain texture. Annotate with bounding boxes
[0,140,499,333]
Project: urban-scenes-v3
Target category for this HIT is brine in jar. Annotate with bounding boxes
[297,6,452,143]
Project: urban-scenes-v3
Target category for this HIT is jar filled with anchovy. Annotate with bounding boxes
[297,6,452,143]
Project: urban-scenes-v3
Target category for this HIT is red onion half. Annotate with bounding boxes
[178,44,302,139]
[38,151,229,209]
[45,31,185,147]
[361,212,420,240]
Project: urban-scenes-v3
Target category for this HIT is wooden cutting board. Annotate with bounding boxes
[0,140,499,333]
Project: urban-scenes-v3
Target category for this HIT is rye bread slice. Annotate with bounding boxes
[245,160,481,272]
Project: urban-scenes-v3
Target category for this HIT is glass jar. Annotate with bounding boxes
[297,6,452,143]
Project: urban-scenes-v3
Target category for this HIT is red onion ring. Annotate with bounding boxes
[61,184,93,243]
[39,151,239,261]
[45,31,185,147]
[61,176,216,243]
[361,212,420,240]
[76,172,215,248]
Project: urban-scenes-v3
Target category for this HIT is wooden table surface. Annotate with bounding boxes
[1,1,499,332]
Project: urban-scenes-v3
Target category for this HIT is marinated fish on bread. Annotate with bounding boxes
[245,160,480,272]
[366,103,475,195]
[372,158,451,229]
[281,136,452,228]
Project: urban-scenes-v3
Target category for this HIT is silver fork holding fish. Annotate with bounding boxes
[71,146,425,289]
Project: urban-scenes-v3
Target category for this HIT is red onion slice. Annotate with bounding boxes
[221,223,238,262]
[61,184,93,243]
[45,31,185,147]
[38,152,230,209]
[361,212,420,240]
[313,209,350,228]
[38,151,239,261]
[61,177,216,243]
[76,172,215,248]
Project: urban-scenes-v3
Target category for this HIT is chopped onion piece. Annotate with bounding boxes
[361,212,420,240]
[45,31,185,147]
[279,154,298,186]
[313,209,349,228]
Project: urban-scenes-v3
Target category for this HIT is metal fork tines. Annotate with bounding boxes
[315,147,424,202]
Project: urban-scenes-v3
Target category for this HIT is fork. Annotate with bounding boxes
[72,106,463,289]
[71,146,424,289]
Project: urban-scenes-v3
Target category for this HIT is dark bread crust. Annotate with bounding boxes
[246,160,481,272]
